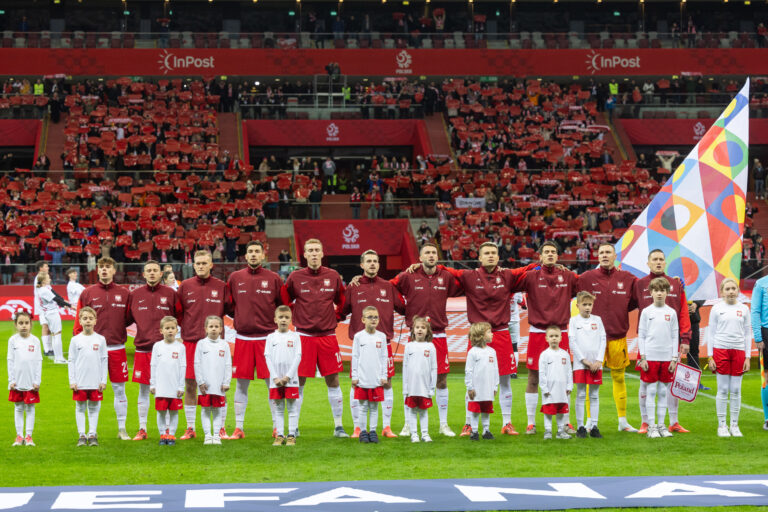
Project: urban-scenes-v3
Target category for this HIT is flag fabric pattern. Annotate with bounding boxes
[614,80,750,300]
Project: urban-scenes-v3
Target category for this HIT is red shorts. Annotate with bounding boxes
[639,360,675,383]
[232,337,268,380]
[298,334,343,378]
[73,389,103,402]
[8,390,40,404]
[433,333,451,375]
[108,348,129,383]
[155,397,183,411]
[386,342,395,378]
[268,387,300,400]
[713,348,747,377]
[405,396,433,409]
[183,341,197,380]
[353,386,384,402]
[573,369,603,385]
[132,351,152,385]
[541,402,569,415]
[197,394,226,407]
[527,331,569,371]
[467,400,494,413]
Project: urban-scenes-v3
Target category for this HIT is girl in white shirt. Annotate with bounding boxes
[36,273,71,364]
[402,316,437,443]
[465,322,499,441]
[150,317,186,445]
[707,278,751,438]
[195,316,233,445]
[7,311,42,446]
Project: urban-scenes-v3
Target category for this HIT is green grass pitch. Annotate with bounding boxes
[3,321,768,512]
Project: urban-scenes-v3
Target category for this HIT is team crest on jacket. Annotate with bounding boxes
[219,350,225,357]
[28,344,35,352]
[172,352,179,359]
[617,282,624,290]
[376,341,382,348]
[437,277,444,285]
[115,295,122,301]
[561,358,567,364]
[160,297,168,304]
[424,349,430,357]
[323,279,331,286]
[496,277,501,284]
[557,275,564,283]
[665,314,671,321]
[380,289,387,297]
[489,355,494,363]
[92,344,99,351]
[591,323,597,330]
[287,340,293,347]
[261,280,268,288]
[211,290,218,298]
[737,310,743,317]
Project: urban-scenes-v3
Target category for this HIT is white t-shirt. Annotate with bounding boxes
[402,341,437,398]
[150,340,186,399]
[33,275,42,315]
[67,280,85,306]
[7,333,42,391]
[264,330,302,389]
[568,314,607,372]
[351,329,388,389]
[637,304,679,362]
[465,345,499,402]
[539,347,573,405]
[38,285,60,313]
[194,337,232,396]
[707,301,751,355]
[68,332,108,389]
[509,292,524,323]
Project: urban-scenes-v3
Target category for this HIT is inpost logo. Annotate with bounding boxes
[585,50,640,75]
[157,50,215,75]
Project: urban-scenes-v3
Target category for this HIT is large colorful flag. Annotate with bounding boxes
[614,80,749,300]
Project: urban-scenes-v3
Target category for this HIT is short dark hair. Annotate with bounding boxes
[538,240,560,254]
[648,248,665,260]
[35,261,48,271]
[419,242,438,254]
[246,240,264,251]
[360,250,379,263]
[649,276,671,293]
[144,260,161,270]
[597,242,615,252]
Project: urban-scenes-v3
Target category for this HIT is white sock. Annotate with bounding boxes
[646,382,657,425]
[368,401,379,432]
[406,406,418,433]
[544,414,552,433]
[382,388,393,429]
[716,373,729,426]
[184,405,197,431]
[156,411,167,436]
[349,387,359,425]
[666,386,677,424]
[234,379,249,430]
[52,333,63,361]
[137,384,150,430]
[658,383,669,426]
[112,382,128,430]
[499,375,512,425]
[436,387,449,426]
[86,401,101,436]
[273,399,285,436]
[418,409,429,436]
[76,401,87,435]
[212,407,222,436]
[729,375,743,425]
[639,381,649,424]
[25,404,34,436]
[588,385,600,429]
[219,402,228,432]
[575,384,587,428]
[470,411,479,433]
[168,410,179,436]
[481,413,490,433]
[525,392,538,425]
[328,386,343,427]
[42,334,52,353]
[14,403,24,436]
[264,378,275,429]
[556,413,565,431]
[201,407,212,436]
[287,399,298,436]
[465,391,471,424]
[356,400,368,431]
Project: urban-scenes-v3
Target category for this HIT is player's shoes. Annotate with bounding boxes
[717,425,731,437]
[333,426,349,438]
[556,430,571,440]
[203,435,213,445]
[179,428,196,440]
[501,423,519,435]
[368,431,379,444]
[482,430,495,440]
[510,373,518,379]
[525,424,537,435]
[637,422,649,435]
[410,433,420,443]
[219,428,230,440]
[469,431,480,441]
[439,424,456,437]
[543,431,553,440]
[647,425,660,438]
[589,427,603,439]
[272,428,277,439]
[763,420,768,431]
[229,428,245,440]
[167,436,176,446]
[159,435,168,446]
[273,435,285,446]
[53,359,68,365]
[12,436,23,446]
[88,435,99,446]
[382,426,397,438]
[460,424,472,437]
[576,426,588,438]
[618,422,638,433]
[351,427,361,439]
[212,435,222,445]
[117,429,131,440]
[23,435,34,447]
[421,433,432,443]
[285,436,296,446]
[359,430,369,444]
[668,422,689,433]
[77,435,88,447]
[565,423,577,435]
[659,425,673,438]
[730,424,743,437]
[399,424,411,436]
[132,429,147,441]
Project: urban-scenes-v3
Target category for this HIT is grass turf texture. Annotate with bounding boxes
[3,320,768,498]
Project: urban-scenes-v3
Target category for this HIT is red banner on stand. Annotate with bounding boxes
[293,219,417,259]
[0,120,41,147]
[620,118,768,146]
